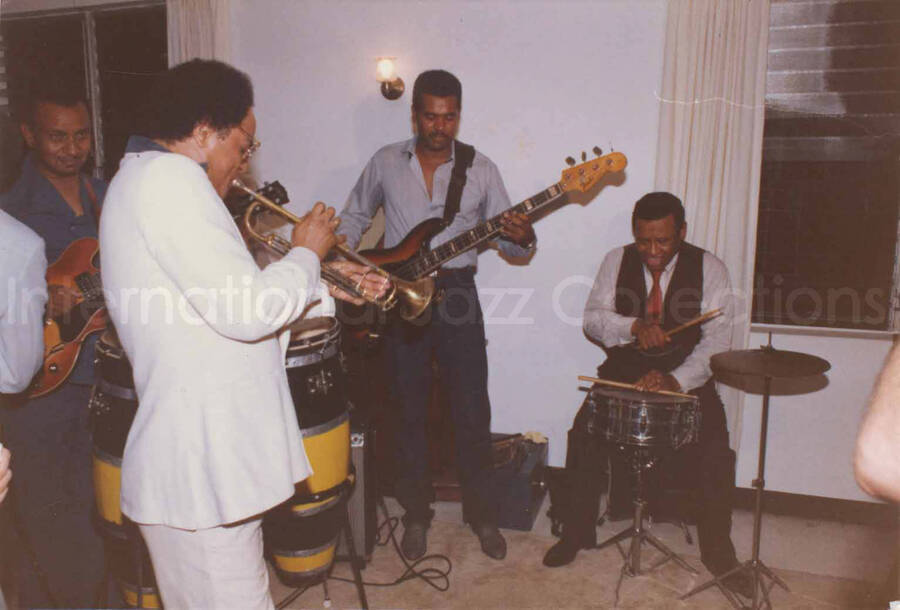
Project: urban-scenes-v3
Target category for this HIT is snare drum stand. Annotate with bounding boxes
[595,445,698,584]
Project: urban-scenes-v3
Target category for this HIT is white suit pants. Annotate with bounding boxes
[139,517,274,610]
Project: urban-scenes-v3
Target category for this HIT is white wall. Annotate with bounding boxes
[736,328,892,501]
[231,0,669,467]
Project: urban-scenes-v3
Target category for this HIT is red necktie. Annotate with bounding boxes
[646,270,663,322]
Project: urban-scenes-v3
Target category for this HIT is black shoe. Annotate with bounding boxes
[471,523,507,560]
[721,570,756,599]
[401,522,428,560]
[542,538,585,567]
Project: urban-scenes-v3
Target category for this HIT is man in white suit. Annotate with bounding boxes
[100,59,385,609]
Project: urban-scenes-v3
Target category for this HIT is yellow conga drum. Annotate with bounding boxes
[264,317,353,586]
[89,330,160,608]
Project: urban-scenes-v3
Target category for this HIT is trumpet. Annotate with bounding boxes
[233,179,435,320]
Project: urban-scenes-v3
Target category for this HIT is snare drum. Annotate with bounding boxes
[588,386,700,450]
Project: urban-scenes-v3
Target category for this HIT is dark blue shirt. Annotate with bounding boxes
[1,153,108,385]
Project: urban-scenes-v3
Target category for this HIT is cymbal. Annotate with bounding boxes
[711,347,830,379]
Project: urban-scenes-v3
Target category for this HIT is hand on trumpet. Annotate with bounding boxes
[324,261,391,305]
[290,202,344,260]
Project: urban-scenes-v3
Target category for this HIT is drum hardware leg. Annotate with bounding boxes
[679,520,693,545]
[680,376,789,609]
[648,512,694,546]
[132,522,146,609]
[594,447,698,581]
[321,579,331,608]
[341,500,369,610]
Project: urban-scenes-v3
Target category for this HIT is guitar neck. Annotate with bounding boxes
[405,181,567,278]
[75,272,105,313]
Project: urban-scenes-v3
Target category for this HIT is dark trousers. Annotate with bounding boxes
[562,373,739,574]
[385,268,497,527]
[1,383,107,608]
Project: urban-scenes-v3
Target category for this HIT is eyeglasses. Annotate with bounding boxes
[237,126,261,161]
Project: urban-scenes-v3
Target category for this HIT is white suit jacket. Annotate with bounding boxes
[101,150,323,529]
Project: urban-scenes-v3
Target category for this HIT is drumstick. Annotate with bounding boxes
[663,308,722,338]
[626,308,723,350]
[577,375,696,400]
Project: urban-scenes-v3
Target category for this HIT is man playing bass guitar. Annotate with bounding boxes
[338,69,535,561]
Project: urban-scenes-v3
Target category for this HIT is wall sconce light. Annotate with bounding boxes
[376,57,404,100]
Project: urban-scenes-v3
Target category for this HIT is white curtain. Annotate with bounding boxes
[654,0,770,449]
[167,0,232,66]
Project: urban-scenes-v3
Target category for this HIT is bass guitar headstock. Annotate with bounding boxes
[560,148,627,193]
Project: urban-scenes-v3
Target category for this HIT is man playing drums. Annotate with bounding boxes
[543,192,753,599]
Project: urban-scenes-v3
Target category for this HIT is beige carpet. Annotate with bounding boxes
[269,501,882,609]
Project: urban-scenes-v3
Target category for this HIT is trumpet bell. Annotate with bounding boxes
[395,276,436,320]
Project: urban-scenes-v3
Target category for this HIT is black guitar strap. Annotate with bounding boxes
[442,140,475,227]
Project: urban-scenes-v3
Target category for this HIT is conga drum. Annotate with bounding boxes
[90,330,138,530]
[89,330,160,608]
[104,527,162,609]
[264,317,353,586]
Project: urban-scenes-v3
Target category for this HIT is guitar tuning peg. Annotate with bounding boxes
[565,156,576,166]
[581,151,587,162]
[593,146,602,156]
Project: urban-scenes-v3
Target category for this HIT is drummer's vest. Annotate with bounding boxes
[602,241,705,382]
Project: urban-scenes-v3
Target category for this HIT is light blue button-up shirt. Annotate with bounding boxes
[339,138,532,270]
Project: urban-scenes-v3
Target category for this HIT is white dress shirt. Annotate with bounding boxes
[583,245,734,391]
[100,150,327,529]
[0,210,47,394]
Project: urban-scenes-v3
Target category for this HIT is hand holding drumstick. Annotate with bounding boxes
[630,308,722,351]
[577,375,694,400]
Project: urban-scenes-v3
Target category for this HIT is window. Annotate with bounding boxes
[0,1,167,187]
[752,0,900,331]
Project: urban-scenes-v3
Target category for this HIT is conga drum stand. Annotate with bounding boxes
[339,501,369,609]
[596,446,698,577]
[680,343,829,609]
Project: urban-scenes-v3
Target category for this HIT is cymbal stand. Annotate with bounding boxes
[681,372,790,608]
[596,446,698,580]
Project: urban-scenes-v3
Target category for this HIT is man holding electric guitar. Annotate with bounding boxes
[338,69,536,562]
[0,82,108,607]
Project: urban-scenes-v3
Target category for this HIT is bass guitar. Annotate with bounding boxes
[31,237,107,397]
[360,150,627,279]
[339,150,627,339]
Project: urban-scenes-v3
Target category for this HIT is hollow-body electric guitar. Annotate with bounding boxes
[30,237,107,397]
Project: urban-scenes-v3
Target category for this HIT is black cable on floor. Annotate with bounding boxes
[327,495,452,592]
